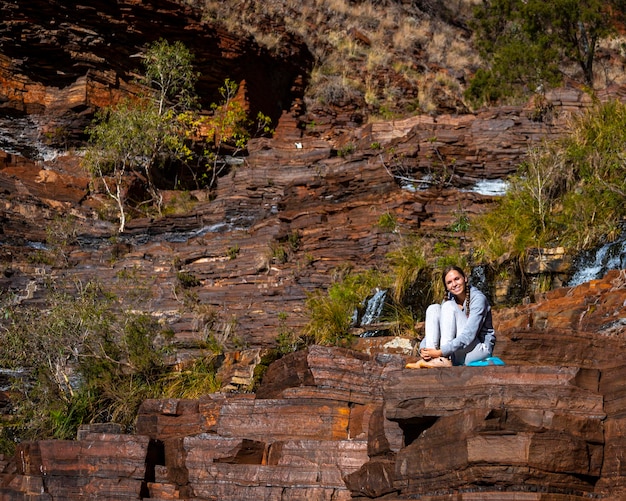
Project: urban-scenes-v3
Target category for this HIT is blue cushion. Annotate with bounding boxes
[466,356,505,366]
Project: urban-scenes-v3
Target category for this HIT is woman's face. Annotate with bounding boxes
[444,269,466,297]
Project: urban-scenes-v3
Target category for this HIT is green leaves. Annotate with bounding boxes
[84,40,272,231]
[472,100,626,260]
[304,269,390,346]
[85,98,159,176]
[468,0,616,105]
[0,281,177,449]
[140,38,199,114]
[84,39,201,231]
[201,78,273,186]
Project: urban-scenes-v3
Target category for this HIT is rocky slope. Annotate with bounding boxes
[0,0,625,499]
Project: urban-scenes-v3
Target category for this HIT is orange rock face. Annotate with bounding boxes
[3,275,624,500]
[0,1,626,500]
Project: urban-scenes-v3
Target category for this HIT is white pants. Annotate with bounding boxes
[422,302,491,365]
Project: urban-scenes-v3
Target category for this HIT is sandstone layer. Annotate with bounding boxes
[1,271,625,500]
[0,1,625,500]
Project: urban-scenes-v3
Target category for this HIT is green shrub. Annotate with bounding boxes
[385,240,428,305]
[269,243,289,264]
[287,230,301,252]
[27,249,55,265]
[227,244,240,260]
[472,100,626,260]
[303,269,389,346]
[0,281,175,453]
[275,312,305,354]
[338,143,355,157]
[469,0,614,104]
[177,270,201,288]
[377,212,397,232]
[449,210,470,234]
[161,355,222,399]
[384,303,420,338]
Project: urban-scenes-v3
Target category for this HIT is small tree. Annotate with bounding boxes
[472,99,626,260]
[202,78,272,187]
[84,39,198,231]
[84,99,160,232]
[0,280,174,446]
[468,0,617,105]
[85,40,272,231]
[139,38,199,115]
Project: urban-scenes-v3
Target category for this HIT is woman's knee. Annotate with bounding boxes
[425,303,441,320]
[462,343,491,365]
[440,299,458,316]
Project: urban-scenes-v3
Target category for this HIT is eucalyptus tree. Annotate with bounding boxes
[84,39,198,232]
[467,0,618,106]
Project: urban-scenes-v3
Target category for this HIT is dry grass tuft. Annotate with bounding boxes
[200,0,626,118]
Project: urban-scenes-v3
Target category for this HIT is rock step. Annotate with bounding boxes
[1,346,625,500]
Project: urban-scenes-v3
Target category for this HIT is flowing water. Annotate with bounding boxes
[568,233,626,286]
[360,288,387,326]
[355,288,390,338]
[0,114,61,162]
[402,177,508,196]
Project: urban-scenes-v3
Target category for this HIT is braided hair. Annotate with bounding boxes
[441,265,470,317]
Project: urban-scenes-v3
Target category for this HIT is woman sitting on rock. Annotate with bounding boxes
[406,265,496,368]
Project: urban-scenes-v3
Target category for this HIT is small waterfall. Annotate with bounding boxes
[469,266,489,295]
[568,233,626,286]
[355,288,390,338]
[465,179,509,196]
[0,115,62,162]
[360,288,387,326]
[401,177,508,195]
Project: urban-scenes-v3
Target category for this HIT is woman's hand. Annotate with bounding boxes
[420,348,443,360]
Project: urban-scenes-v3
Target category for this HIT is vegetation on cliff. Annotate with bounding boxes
[2,0,626,457]
[82,2,625,232]
[467,0,622,106]
[84,39,201,231]
[202,0,625,116]
[0,282,162,449]
[302,99,626,346]
[0,279,226,454]
[302,238,467,347]
[473,99,626,260]
[84,39,271,231]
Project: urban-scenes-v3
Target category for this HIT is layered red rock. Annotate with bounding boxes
[0,433,150,500]
[2,267,625,500]
[0,0,311,128]
[8,310,616,501]
[0,2,625,500]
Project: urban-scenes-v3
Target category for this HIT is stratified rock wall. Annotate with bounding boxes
[0,0,311,128]
[1,2,625,500]
[0,0,613,352]
[1,272,624,500]
[1,89,595,352]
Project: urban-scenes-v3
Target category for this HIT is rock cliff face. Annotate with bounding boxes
[0,1,625,500]
[1,271,625,499]
[0,88,596,349]
[0,0,310,122]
